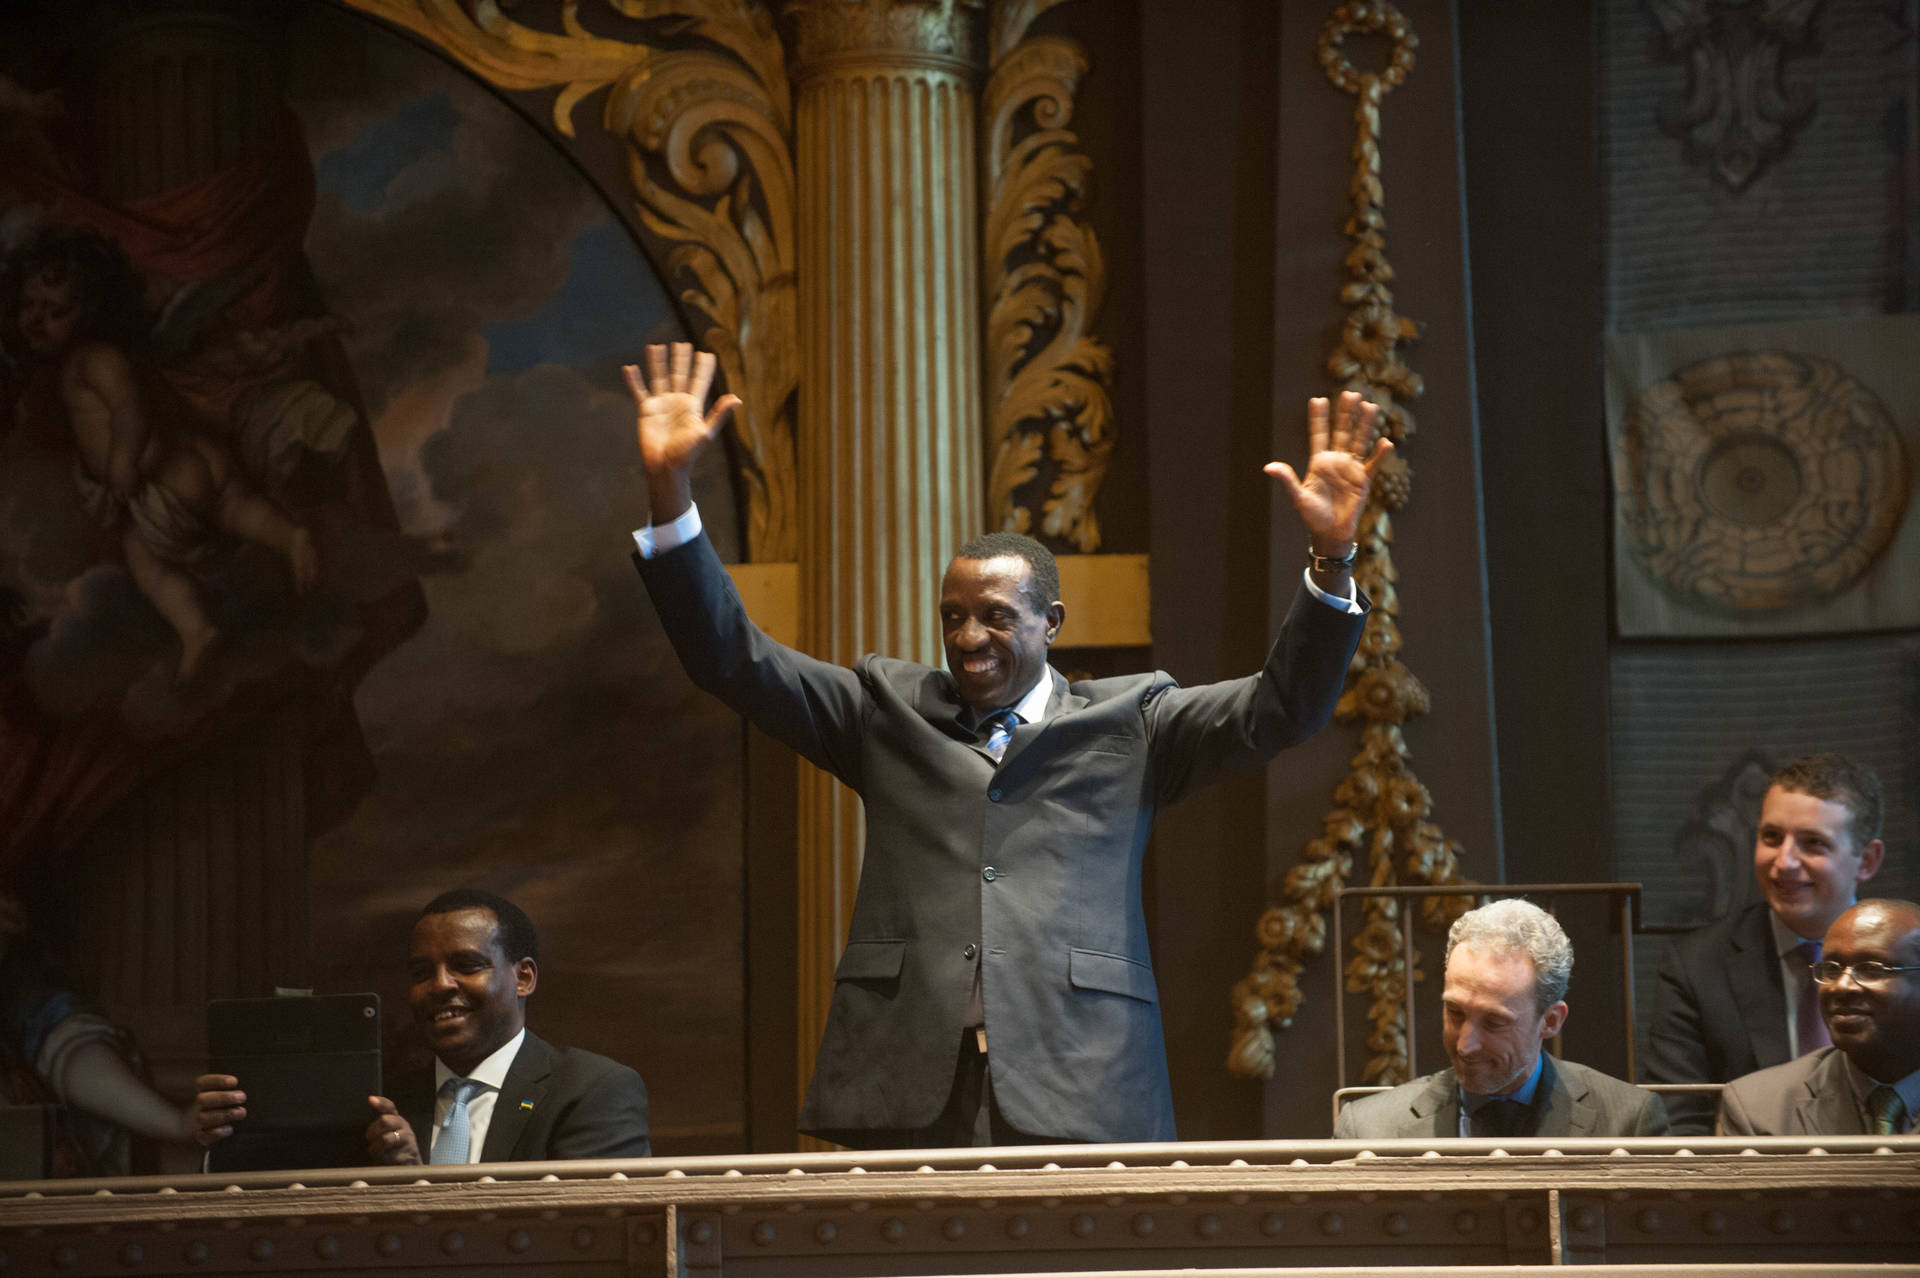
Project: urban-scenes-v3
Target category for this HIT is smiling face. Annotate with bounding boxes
[407,907,536,1077]
[1819,902,1920,1082]
[1754,785,1884,939]
[939,554,1064,715]
[1441,945,1567,1097]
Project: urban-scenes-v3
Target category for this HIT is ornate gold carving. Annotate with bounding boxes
[981,3,1114,551]
[1647,0,1822,192]
[344,0,800,560]
[1616,351,1911,610]
[786,0,982,73]
[1228,1,1469,1088]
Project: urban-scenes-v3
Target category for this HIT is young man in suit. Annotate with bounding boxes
[1718,898,1920,1136]
[625,343,1384,1147]
[1646,754,1887,1134]
[193,890,649,1165]
[1334,898,1667,1140]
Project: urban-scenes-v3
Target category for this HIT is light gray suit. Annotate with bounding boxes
[1332,1057,1670,1140]
[636,532,1363,1144]
[1717,1046,1867,1136]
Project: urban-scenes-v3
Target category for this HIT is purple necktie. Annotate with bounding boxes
[1796,939,1830,1055]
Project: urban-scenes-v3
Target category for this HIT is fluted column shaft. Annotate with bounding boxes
[788,0,983,1115]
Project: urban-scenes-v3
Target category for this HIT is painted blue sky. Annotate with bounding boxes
[311,92,674,374]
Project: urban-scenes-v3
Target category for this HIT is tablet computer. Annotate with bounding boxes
[206,993,381,1135]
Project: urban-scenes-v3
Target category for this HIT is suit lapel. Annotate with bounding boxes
[480,1033,554,1161]
[1534,1056,1595,1138]
[1002,669,1083,767]
[1729,904,1792,1067]
[1793,1049,1864,1135]
[1407,1070,1462,1137]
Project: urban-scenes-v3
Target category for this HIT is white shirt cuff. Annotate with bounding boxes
[632,503,703,558]
[1301,565,1363,615]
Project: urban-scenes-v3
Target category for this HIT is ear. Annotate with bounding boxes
[516,957,538,999]
[1044,601,1066,645]
[1856,838,1885,883]
[1539,1001,1568,1040]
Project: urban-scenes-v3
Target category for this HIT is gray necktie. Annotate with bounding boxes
[1795,940,1830,1054]
[981,709,1019,763]
[433,1077,481,1164]
[1866,1085,1907,1137]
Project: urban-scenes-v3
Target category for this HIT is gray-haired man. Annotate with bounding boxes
[1334,899,1668,1140]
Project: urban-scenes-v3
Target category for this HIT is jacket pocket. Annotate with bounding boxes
[835,938,907,981]
[1068,948,1158,1004]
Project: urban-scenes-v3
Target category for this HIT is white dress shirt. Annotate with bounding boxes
[429,1027,526,1163]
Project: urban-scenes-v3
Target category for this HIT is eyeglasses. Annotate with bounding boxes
[1809,960,1920,987]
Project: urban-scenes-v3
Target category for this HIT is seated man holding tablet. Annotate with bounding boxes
[194,890,649,1166]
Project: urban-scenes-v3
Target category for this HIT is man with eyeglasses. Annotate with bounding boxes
[1718,899,1920,1136]
[1646,753,1888,1134]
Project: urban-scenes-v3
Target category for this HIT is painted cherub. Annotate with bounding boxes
[5,226,318,684]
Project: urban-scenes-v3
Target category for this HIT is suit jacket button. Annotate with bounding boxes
[982,867,998,882]
[988,788,1003,802]
[964,943,978,959]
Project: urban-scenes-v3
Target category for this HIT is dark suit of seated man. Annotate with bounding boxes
[1718,898,1920,1137]
[193,890,650,1166]
[1646,753,1888,1134]
[1334,899,1667,1140]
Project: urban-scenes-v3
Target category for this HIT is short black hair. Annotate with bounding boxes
[1770,753,1885,847]
[952,531,1060,615]
[419,889,538,964]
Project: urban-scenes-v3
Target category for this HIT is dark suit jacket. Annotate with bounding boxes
[1717,1046,1864,1136]
[1645,902,1791,1135]
[1332,1057,1669,1140]
[408,1032,650,1161]
[637,532,1363,1143]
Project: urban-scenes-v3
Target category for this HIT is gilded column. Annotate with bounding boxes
[786,0,984,1112]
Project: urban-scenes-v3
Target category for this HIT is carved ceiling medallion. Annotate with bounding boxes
[1615,350,1911,611]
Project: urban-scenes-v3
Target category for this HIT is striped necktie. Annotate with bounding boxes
[1866,1085,1907,1137]
[981,709,1019,763]
[1795,940,1830,1054]
[433,1077,481,1164]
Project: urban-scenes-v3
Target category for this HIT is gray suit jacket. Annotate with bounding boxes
[1332,1057,1670,1140]
[636,532,1363,1143]
[1717,1046,1863,1136]
[1645,902,1790,1135]
[407,1033,651,1161]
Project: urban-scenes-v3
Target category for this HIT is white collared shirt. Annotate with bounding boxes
[429,1027,526,1164]
[632,503,1363,614]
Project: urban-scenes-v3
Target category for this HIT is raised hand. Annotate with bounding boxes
[1263,390,1393,554]
[365,1095,423,1165]
[622,342,741,525]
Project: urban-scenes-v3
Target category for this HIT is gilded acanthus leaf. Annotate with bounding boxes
[982,29,1114,551]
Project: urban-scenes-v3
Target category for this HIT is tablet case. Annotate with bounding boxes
[206,993,381,1171]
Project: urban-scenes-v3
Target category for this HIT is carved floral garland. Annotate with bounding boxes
[1228,1,1469,1087]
